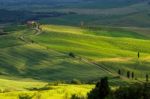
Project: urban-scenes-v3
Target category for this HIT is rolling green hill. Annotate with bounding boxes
[0,1,150,98]
[0,24,150,84]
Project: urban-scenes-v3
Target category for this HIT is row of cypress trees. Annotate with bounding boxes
[118,69,149,82]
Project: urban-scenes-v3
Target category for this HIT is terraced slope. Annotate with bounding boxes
[0,25,150,83]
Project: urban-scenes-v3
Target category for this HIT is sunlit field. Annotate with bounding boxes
[0,1,150,99]
[1,24,150,81]
[0,24,149,99]
[0,78,93,99]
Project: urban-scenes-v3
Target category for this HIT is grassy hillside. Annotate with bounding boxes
[0,24,150,99]
[0,1,150,99]
[0,24,149,83]
[33,25,150,80]
[0,25,110,81]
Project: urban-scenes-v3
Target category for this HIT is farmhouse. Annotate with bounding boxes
[26,21,37,26]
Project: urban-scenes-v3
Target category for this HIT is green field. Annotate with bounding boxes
[0,0,150,99]
[0,78,93,99]
[0,24,150,98]
[0,24,150,81]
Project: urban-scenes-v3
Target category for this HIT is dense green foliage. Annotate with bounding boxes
[112,83,150,99]
[88,78,150,99]
[88,77,110,99]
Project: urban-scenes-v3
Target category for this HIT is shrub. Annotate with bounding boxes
[69,52,76,58]
[27,86,53,91]
[71,94,85,99]
[71,79,82,84]
[18,93,34,99]
[47,80,66,86]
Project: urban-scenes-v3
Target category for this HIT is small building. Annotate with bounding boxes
[26,21,37,27]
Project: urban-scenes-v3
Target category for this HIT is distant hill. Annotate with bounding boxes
[0,0,148,9]
[0,0,150,27]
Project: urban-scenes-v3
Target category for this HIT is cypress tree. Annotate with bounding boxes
[127,71,130,78]
[146,74,149,82]
[131,72,134,79]
[118,69,121,75]
[138,52,140,58]
[88,77,110,99]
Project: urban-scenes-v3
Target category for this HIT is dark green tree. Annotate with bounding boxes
[69,52,76,58]
[88,77,110,99]
[118,69,121,75]
[114,83,150,99]
[137,52,140,58]
[146,74,149,82]
[131,72,134,79]
[127,71,130,78]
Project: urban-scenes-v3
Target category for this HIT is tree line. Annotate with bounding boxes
[87,77,150,99]
[117,69,149,82]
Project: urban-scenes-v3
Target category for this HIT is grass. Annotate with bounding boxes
[0,25,150,82]
[0,24,149,99]
[0,83,93,99]
[0,1,150,98]
[0,78,46,91]
[35,25,150,57]
[0,77,93,99]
